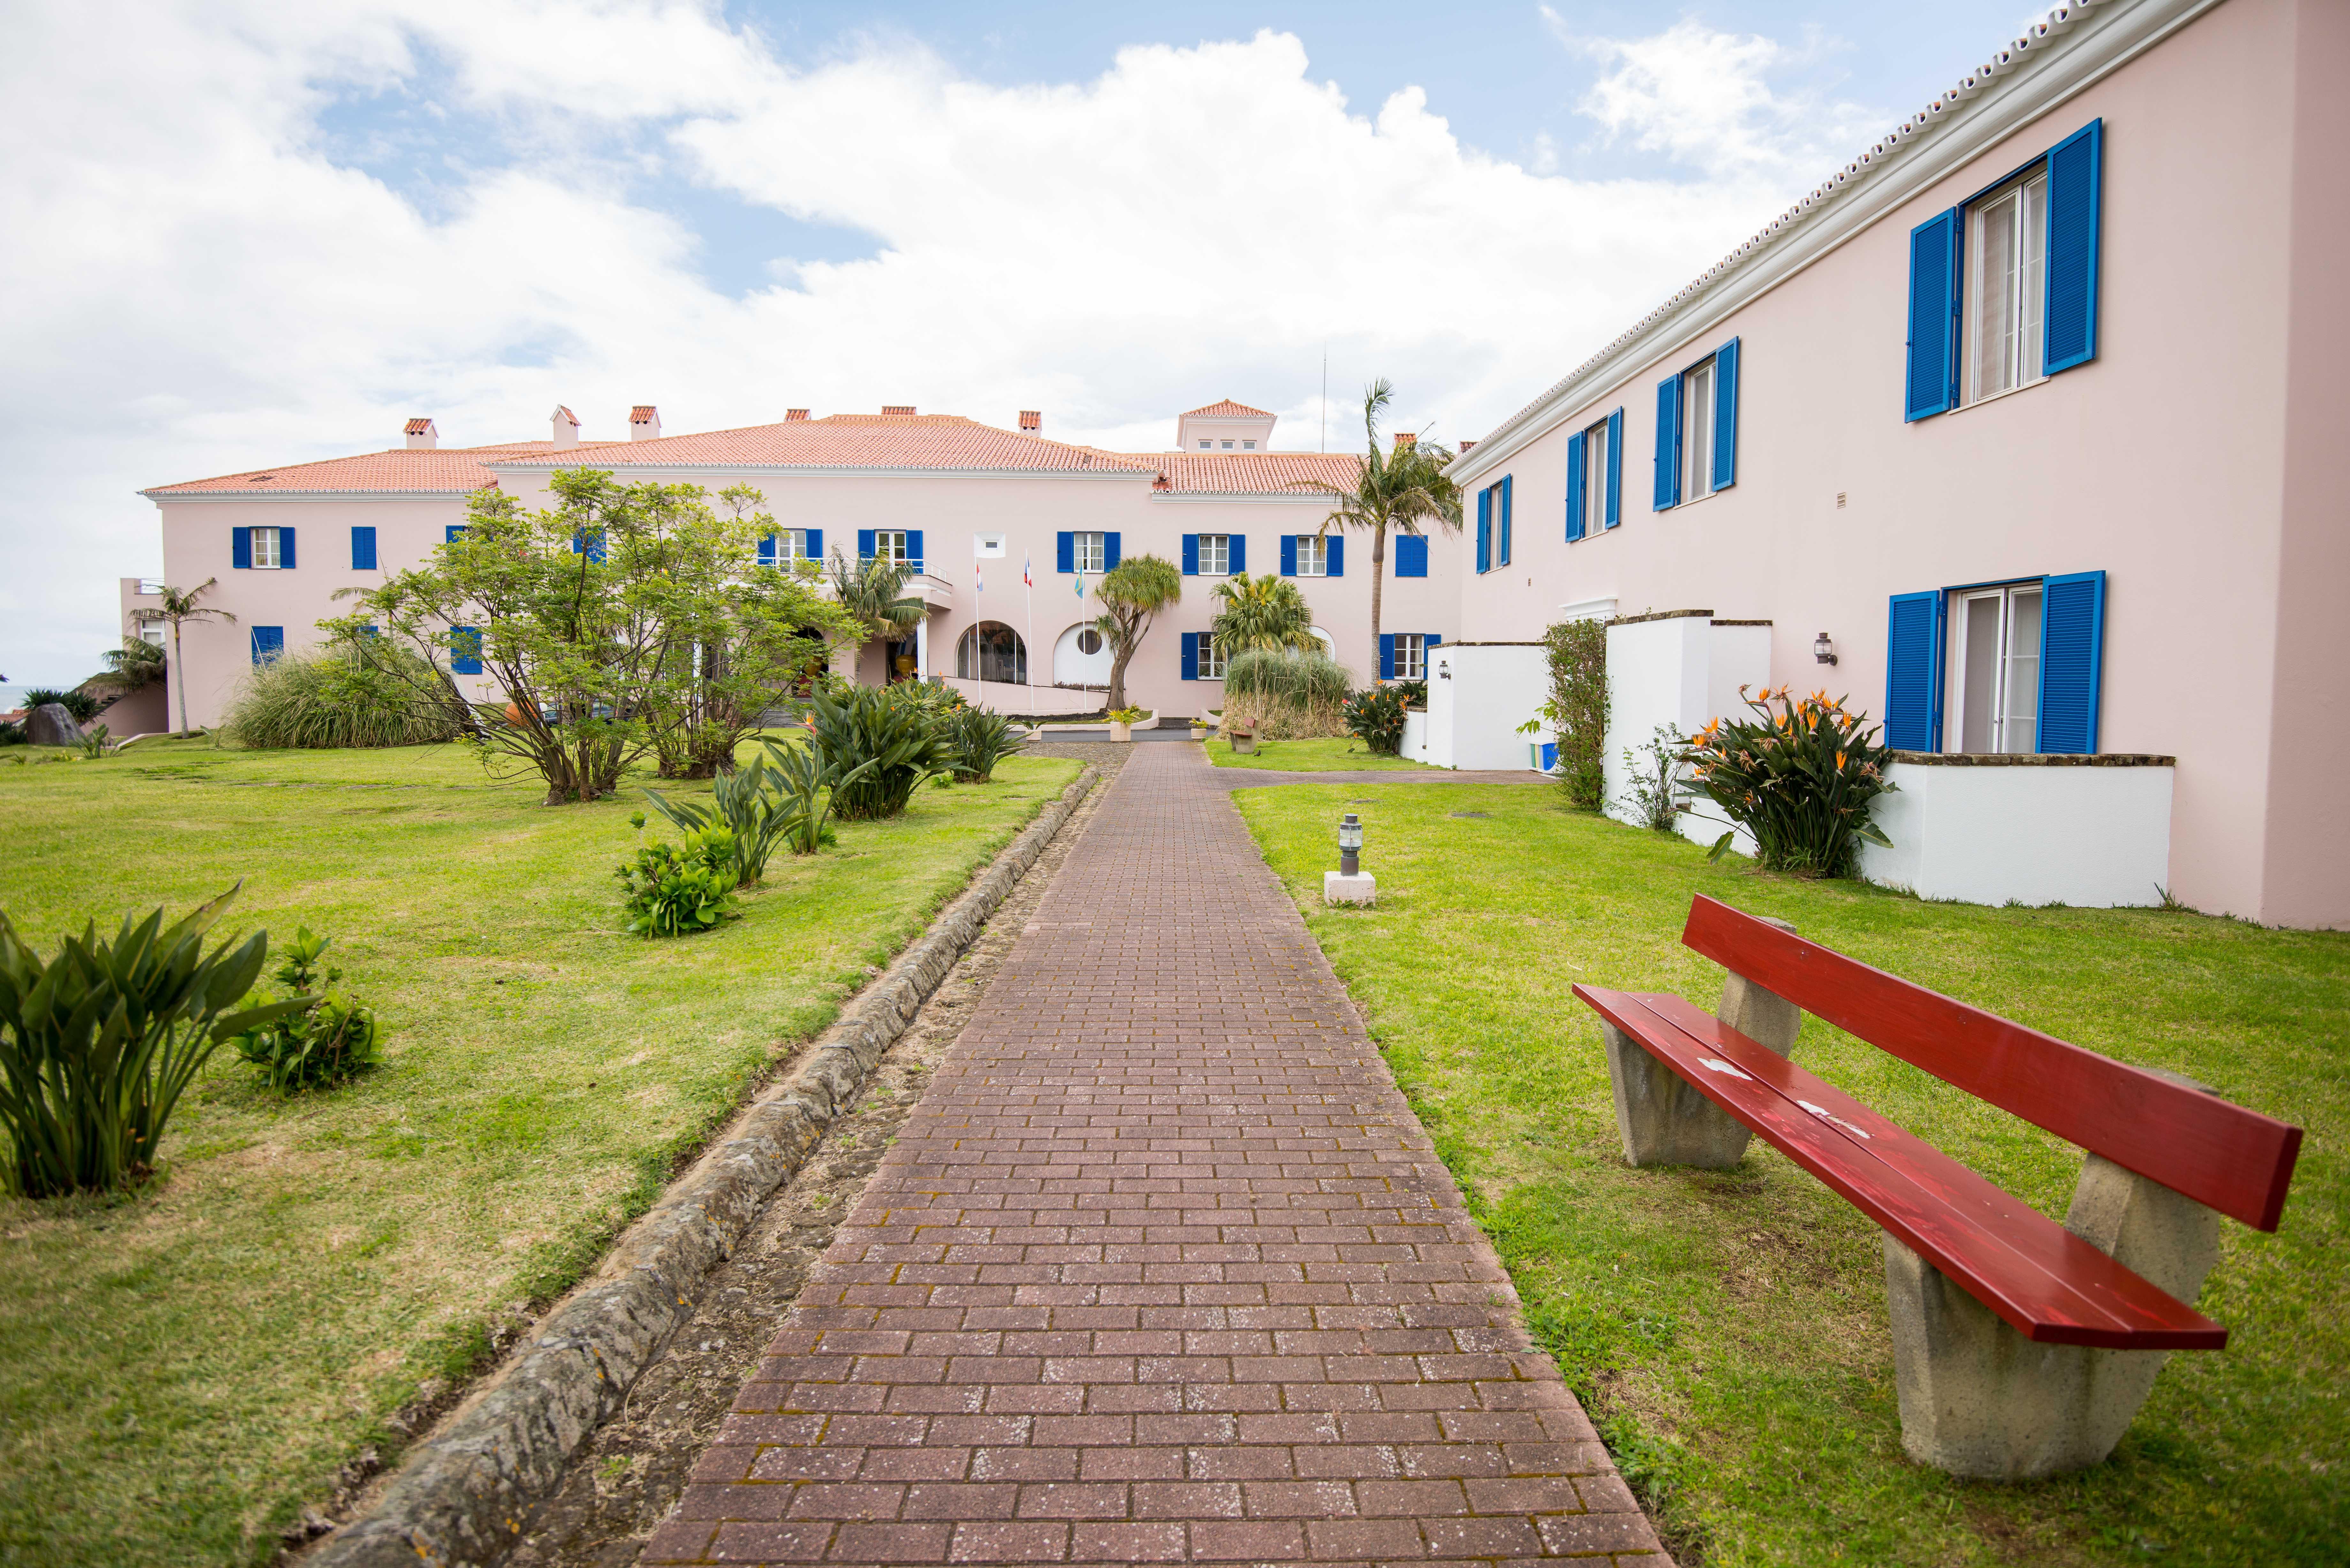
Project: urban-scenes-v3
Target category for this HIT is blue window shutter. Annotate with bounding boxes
[1380,634,1396,680]
[1395,534,1427,577]
[1425,633,1440,648]
[1324,536,1342,577]
[1104,532,1121,570]
[1181,534,1199,575]
[758,533,776,567]
[802,527,822,562]
[857,528,876,561]
[1653,375,1683,509]
[1498,477,1512,565]
[451,626,483,676]
[446,524,466,543]
[2036,570,2107,753]
[351,526,377,570]
[572,528,605,563]
[249,626,283,664]
[1564,431,1586,542]
[1712,338,1740,490]
[1475,489,1491,573]
[279,528,297,569]
[232,527,251,569]
[1181,631,1199,680]
[2044,120,2103,374]
[1605,408,1624,527]
[1905,209,1961,419]
[1057,531,1074,573]
[906,529,924,567]
[1280,535,1297,577]
[1884,591,1945,752]
[1229,534,1246,574]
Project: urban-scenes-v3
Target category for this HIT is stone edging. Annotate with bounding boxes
[307,764,1102,1568]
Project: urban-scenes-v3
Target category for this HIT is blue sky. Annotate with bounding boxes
[1,0,2052,684]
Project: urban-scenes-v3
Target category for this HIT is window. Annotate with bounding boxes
[1198,632,1227,679]
[1220,439,1234,449]
[138,623,165,647]
[1966,168,2048,404]
[957,622,1027,683]
[872,529,910,564]
[1295,535,1326,576]
[974,532,1007,559]
[1568,412,1621,541]
[1242,440,1257,450]
[251,526,283,569]
[351,526,377,571]
[1950,582,2043,753]
[1393,534,1429,577]
[1586,419,1610,531]
[1683,358,1717,502]
[1076,628,1103,655]
[137,578,163,595]
[250,626,284,664]
[1073,531,1107,574]
[1199,534,1230,575]
[1199,439,1211,449]
[1394,633,1426,681]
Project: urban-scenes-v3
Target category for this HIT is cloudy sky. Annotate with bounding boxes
[0,0,2036,685]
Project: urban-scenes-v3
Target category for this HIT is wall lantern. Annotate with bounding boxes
[1339,813,1364,877]
[1814,632,1839,667]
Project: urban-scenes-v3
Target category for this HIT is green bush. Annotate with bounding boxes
[615,823,742,937]
[0,721,24,748]
[0,888,308,1196]
[1343,686,1410,755]
[1221,649,1353,739]
[1683,686,1896,877]
[808,685,952,820]
[21,688,101,724]
[1541,620,1608,808]
[946,707,1028,783]
[225,642,460,749]
[228,927,381,1091]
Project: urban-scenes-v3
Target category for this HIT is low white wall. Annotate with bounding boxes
[1602,613,1768,849]
[1860,760,2174,908]
[1401,709,1432,764]
[942,679,1102,715]
[1426,642,1548,771]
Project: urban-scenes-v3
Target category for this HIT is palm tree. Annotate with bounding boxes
[136,580,235,735]
[1209,573,1319,656]
[1288,380,1464,681]
[825,549,926,682]
[1090,554,1182,712]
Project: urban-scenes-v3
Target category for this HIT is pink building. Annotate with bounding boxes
[140,402,1462,731]
[1441,0,2348,928]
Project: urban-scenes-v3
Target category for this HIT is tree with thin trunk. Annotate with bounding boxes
[825,550,927,682]
[1090,554,1182,712]
[135,580,235,735]
[1286,380,1463,681]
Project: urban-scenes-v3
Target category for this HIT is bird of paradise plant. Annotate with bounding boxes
[1681,685,1897,877]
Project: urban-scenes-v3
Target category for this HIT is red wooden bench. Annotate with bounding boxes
[1573,895,2302,1480]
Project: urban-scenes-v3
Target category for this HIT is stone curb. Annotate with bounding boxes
[308,765,1102,1568]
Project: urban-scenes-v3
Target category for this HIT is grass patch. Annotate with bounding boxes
[0,737,1078,1567]
[1232,781,2347,1567]
[1207,735,1438,771]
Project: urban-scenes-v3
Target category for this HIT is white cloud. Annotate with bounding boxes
[0,1,1866,682]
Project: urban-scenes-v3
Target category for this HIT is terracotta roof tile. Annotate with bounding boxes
[486,414,1159,474]
[1181,399,1273,418]
[1146,452,1361,496]
[144,441,626,497]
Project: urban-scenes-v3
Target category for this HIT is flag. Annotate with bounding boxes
[1075,573,1085,601]
[1022,554,1033,588]
[975,564,984,595]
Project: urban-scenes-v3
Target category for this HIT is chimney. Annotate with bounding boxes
[629,404,661,441]
[1019,410,1042,433]
[881,404,916,416]
[550,405,580,449]
[1459,439,1478,453]
[404,418,438,450]
[785,408,811,421]
[1392,432,1417,449]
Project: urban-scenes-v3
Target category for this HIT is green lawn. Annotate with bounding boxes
[1233,780,2347,1568]
[1206,735,1438,771]
[0,737,1078,1568]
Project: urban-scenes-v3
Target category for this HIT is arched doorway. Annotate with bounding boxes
[1053,622,1113,686]
[956,621,1027,684]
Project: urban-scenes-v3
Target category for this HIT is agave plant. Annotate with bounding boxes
[644,741,879,877]
[804,684,953,820]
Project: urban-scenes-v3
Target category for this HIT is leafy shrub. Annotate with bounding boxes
[75,724,111,760]
[1683,686,1897,877]
[1220,649,1353,739]
[1541,620,1608,808]
[225,642,460,749]
[1618,724,1688,832]
[228,927,381,1091]
[21,687,101,723]
[615,823,742,936]
[0,721,23,747]
[1108,707,1147,725]
[1393,679,1428,709]
[756,735,875,853]
[1343,686,1410,755]
[1210,573,1318,654]
[0,888,308,1196]
[946,707,1028,783]
[808,685,952,821]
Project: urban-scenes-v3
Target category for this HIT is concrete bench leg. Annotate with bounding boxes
[1884,1149,2223,1479]
[1603,918,1803,1168]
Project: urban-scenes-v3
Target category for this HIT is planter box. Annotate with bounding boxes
[1109,722,1132,743]
[1859,753,2175,909]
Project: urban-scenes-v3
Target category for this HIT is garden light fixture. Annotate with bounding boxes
[1814,632,1839,666]
[1325,813,1375,906]
[1339,813,1363,877]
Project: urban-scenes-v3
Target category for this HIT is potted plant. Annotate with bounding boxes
[1190,715,1209,741]
[1108,706,1147,743]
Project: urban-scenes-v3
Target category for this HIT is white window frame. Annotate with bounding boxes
[1199,632,1228,679]
[873,529,911,564]
[1295,535,1326,577]
[1964,167,2049,406]
[1074,531,1107,574]
[1198,534,1231,576]
[1682,359,1717,503]
[1395,633,1426,681]
[1198,439,1211,449]
[138,623,166,647]
[1220,439,1235,449]
[1242,440,1257,450]
[1947,581,2044,755]
[251,525,283,569]
[1584,418,1611,534]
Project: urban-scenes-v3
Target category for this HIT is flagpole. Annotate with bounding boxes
[1024,566,1034,697]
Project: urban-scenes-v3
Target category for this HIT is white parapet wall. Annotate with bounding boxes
[1602,611,1771,850]
[1859,755,2175,908]
[1424,642,1549,771]
[1401,708,1432,765]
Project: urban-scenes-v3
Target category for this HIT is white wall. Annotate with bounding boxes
[1861,760,2173,908]
[1426,642,1547,771]
[1603,614,1769,849]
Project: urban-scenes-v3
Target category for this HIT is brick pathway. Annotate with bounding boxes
[645,744,1668,1568]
